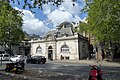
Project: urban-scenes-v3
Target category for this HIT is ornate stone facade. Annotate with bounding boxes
[30,22,89,60]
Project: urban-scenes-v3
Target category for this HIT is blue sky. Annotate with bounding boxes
[11,0,87,36]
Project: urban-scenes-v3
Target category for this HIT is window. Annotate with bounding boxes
[65,56,69,60]
[61,45,69,53]
[36,46,42,54]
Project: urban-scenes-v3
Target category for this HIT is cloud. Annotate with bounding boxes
[43,0,85,27]
[13,0,86,36]
[47,10,73,27]
[14,7,49,36]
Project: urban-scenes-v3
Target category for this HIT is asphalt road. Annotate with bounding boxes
[0,60,120,80]
[25,61,120,80]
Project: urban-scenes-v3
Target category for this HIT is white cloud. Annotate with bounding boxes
[43,4,55,14]
[59,0,82,15]
[13,0,86,36]
[14,7,49,36]
[47,10,73,27]
[42,0,85,27]
[22,10,49,36]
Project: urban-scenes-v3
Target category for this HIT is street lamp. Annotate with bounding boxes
[0,52,2,66]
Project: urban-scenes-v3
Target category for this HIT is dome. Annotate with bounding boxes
[58,21,73,29]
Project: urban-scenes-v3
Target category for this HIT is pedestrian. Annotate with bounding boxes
[101,49,105,60]
[89,44,94,59]
[61,55,63,60]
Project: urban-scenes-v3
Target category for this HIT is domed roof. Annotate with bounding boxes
[58,21,73,28]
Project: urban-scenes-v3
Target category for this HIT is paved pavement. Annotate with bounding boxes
[53,60,120,67]
[0,60,120,70]
[0,60,120,80]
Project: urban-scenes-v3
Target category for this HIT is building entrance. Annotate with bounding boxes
[48,46,53,60]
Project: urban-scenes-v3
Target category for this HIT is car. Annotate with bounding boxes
[0,54,10,61]
[26,56,46,64]
[0,51,5,54]
[10,55,25,62]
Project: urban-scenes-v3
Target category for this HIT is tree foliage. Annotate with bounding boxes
[0,1,24,45]
[7,0,76,11]
[83,0,120,43]
[0,0,75,47]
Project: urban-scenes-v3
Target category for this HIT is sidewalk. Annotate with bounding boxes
[53,60,120,67]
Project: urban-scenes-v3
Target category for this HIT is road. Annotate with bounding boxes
[0,60,120,80]
[25,61,120,80]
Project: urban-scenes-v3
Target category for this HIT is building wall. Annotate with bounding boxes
[30,41,46,57]
[56,37,79,60]
[12,46,19,55]
[0,45,19,55]
[30,34,89,60]
[29,20,90,61]
[0,45,4,51]
[45,41,57,60]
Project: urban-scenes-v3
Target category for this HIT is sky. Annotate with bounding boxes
[11,0,87,36]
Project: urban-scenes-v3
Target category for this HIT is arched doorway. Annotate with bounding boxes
[48,46,53,60]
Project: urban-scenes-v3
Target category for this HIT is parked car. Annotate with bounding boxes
[0,54,10,61]
[26,56,46,64]
[0,51,5,54]
[10,55,25,62]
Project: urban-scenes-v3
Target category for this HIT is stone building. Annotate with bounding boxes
[30,21,89,60]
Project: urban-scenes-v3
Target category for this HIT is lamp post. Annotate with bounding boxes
[0,52,2,66]
[0,43,4,66]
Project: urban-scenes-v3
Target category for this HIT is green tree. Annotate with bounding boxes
[0,0,75,55]
[0,1,24,54]
[82,0,120,58]
[4,0,76,12]
[83,0,120,43]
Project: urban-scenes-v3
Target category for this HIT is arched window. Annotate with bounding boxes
[36,46,42,54]
[61,45,69,53]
